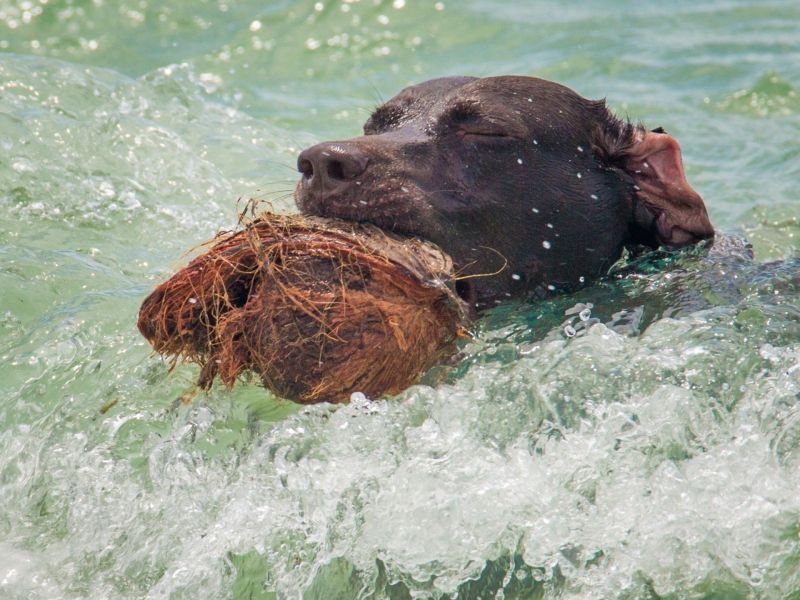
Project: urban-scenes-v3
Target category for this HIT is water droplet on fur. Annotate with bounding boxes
[531,207,539,213]
[517,158,523,165]
[576,172,582,179]
[511,273,521,281]
[590,194,598,200]
[542,240,552,249]
[577,145,584,152]
[546,223,553,229]
[188,297,197,304]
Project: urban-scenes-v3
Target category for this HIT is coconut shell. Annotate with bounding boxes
[137,212,469,404]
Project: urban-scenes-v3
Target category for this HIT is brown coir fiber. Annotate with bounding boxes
[137,212,469,404]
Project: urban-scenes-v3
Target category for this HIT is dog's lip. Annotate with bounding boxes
[297,190,419,232]
[296,177,424,222]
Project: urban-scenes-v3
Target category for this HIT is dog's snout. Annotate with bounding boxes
[297,143,369,189]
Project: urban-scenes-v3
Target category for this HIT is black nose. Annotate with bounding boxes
[297,142,369,189]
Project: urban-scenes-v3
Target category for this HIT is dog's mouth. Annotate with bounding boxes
[295,176,434,237]
[295,180,479,305]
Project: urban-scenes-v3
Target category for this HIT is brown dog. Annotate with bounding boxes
[295,76,713,306]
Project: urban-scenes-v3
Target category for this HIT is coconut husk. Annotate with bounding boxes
[137,212,469,404]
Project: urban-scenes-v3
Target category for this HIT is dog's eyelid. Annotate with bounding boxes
[440,100,481,125]
[461,129,515,141]
[464,115,520,138]
[365,103,406,133]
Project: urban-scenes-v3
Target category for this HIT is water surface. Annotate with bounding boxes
[1,0,800,598]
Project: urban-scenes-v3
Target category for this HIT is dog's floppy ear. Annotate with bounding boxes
[591,105,714,247]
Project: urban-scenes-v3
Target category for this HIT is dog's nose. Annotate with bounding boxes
[297,142,369,189]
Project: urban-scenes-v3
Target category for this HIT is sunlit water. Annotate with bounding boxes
[1,1,799,598]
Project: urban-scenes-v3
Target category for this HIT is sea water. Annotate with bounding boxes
[1,1,799,597]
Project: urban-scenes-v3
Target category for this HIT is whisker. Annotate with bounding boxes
[259,158,298,172]
[363,75,385,107]
[248,180,297,187]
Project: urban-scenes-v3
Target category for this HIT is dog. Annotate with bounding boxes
[294,76,714,307]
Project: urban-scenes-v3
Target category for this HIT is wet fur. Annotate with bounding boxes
[295,76,712,306]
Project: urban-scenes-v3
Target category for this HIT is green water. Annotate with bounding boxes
[1,1,799,598]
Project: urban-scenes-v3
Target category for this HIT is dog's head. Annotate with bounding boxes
[295,76,713,304]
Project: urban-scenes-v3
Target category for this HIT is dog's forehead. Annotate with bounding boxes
[367,76,603,147]
[388,76,477,114]
[389,76,589,118]
[461,77,594,116]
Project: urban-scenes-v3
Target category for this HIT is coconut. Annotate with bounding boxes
[137,212,469,404]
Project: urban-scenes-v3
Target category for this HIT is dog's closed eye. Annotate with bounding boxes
[432,101,513,140]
